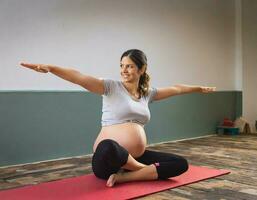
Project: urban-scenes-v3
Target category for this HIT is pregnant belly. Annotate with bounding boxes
[93,123,147,158]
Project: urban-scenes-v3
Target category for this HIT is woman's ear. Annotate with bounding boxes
[140,65,147,75]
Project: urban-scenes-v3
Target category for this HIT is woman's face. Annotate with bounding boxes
[120,56,144,83]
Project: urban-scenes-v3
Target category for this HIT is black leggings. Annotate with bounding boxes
[92,139,189,180]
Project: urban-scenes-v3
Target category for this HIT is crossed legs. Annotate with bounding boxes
[92,139,189,187]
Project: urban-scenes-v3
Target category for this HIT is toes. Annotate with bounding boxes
[106,174,116,187]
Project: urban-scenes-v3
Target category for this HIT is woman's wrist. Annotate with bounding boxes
[46,65,55,72]
[184,85,201,93]
[196,86,202,92]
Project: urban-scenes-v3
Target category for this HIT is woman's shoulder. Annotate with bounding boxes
[145,86,157,103]
[100,78,121,96]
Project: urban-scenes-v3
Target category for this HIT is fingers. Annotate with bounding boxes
[200,86,215,93]
[20,61,32,67]
[203,87,216,93]
[20,62,38,70]
[19,62,49,73]
[208,87,216,92]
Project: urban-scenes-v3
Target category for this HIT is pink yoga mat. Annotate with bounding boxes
[0,165,230,200]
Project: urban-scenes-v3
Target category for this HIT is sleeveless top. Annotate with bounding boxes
[101,78,157,127]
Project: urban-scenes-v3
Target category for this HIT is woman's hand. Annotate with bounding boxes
[20,62,50,73]
[200,86,216,93]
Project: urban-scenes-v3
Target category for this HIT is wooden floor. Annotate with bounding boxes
[0,134,257,199]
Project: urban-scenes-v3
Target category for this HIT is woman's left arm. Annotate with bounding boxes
[153,84,216,101]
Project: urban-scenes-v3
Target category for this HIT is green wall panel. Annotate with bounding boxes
[0,91,242,167]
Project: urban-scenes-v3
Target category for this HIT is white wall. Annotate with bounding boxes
[242,0,257,133]
[0,0,236,91]
[235,0,243,91]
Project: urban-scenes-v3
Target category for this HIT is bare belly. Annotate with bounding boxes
[93,122,147,158]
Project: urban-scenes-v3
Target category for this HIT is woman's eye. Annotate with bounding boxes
[120,64,133,68]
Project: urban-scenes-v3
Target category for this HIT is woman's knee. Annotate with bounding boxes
[178,156,189,173]
[95,139,117,155]
[171,156,189,176]
[93,139,118,167]
[92,139,129,179]
[98,139,128,164]
[156,156,189,180]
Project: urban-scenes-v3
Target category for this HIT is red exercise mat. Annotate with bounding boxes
[0,165,230,200]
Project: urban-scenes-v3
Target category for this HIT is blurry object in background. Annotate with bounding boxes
[216,118,239,135]
[234,117,251,134]
[222,118,234,127]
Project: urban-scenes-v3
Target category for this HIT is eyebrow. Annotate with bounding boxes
[120,63,134,65]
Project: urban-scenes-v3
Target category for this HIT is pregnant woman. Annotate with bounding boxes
[20,49,215,187]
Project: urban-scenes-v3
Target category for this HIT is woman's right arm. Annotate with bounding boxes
[20,62,105,95]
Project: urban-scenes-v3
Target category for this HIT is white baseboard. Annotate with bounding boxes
[147,134,215,147]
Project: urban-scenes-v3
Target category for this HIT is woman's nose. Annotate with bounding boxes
[121,66,128,72]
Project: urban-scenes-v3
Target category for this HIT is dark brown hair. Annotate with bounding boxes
[120,49,150,97]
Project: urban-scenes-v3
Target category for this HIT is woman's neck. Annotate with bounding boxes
[122,81,139,96]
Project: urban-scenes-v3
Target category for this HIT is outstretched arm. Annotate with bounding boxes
[153,84,216,101]
[19,62,104,95]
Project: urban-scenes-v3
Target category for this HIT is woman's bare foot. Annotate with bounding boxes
[106,173,118,187]
[106,164,158,187]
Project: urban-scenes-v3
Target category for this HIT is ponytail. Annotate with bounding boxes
[138,71,150,97]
